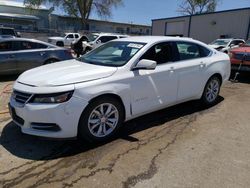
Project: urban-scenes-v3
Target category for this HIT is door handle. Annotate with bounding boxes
[40,52,46,56]
[200,62,205,68]
[9,54,15,59]
[170,67,175,73]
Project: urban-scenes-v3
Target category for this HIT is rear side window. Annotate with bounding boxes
[0,41,12,51]
[0,28,15,36]
[19,41,37,50]
[176,42,210,60]
[18,41,47,50]
[99,36,118,43]
[36,43,48,49]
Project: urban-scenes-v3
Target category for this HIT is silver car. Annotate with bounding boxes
[0,38,73,75]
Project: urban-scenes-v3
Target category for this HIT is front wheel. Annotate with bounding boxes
[78,97,124,143]
[201,76,221,106]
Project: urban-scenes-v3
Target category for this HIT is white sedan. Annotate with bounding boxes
[9,36,230,142]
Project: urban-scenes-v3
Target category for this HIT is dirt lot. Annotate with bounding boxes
[1,74,250,188]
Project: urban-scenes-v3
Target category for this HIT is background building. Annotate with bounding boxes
[0,0,151,35]
[152,8,250,43]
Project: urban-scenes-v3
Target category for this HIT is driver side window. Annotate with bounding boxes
[140,42,175,65]
[66,34,74,39]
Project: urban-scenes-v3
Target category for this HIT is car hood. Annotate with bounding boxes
[49,37,64,40]
[208,44,226,49]
[17,59,118,87]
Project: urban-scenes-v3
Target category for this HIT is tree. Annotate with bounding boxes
[24,0,123,29]
[177,0,219,15]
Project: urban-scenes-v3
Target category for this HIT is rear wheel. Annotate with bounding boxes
[201,76,221,106]
[78,97,124,143]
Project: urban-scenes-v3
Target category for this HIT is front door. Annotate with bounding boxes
[0,41,18,75]
[130,42,179,116]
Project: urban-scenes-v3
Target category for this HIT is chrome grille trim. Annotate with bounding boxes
[13,90,33,105]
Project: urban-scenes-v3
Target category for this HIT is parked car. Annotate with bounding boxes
[0,38,73,75]
[0,26,20,39]
[229,40,250,71]
[48,33,80,47]
[9,36,230,142]
[72,33,129,56]
[208,38,245,53]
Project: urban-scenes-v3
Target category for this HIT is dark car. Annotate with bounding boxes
[0,27,20,39]
[0,38,73,75]
[71,35,90,57]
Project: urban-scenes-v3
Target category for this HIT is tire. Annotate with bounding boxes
[56,41,64,47]
[78,96,125,143]
[43,59,58,65]
[201,76,221,106]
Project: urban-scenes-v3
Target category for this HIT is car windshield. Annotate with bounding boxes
[87,34,99,42]
[60,33,67,37]
[244,40,250,46]
[79,41,146,67]
[210,39,231,46]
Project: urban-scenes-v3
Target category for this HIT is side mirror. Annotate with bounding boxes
[16,32,21,38]
[133,59,157,70]
[96,40,101,44]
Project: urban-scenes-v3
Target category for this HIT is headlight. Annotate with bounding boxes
[31,91,74,104]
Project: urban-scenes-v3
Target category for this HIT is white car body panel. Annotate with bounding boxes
[9,36,230,138]
[48,33,80,46]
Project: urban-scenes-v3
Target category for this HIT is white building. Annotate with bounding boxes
[152,8,250,43]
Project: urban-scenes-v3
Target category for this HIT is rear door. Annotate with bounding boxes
[15,41,48,72]
[174,41,211,101]
[0,41,18,75]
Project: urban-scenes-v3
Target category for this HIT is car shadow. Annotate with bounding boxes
[0,97,224,161]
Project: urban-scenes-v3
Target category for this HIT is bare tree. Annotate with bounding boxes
[24,0,123,29]
[178,0,219,15]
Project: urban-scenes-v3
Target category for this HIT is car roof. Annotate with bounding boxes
[97,33,128,37]
[0,37,57,47]
[216,38,244,41]
[115,36,197,44]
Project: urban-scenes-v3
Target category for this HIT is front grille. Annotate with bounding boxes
[13,90,32,104]
[234,53,250,61]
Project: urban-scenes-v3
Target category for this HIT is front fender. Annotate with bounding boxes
[74,82,132,120]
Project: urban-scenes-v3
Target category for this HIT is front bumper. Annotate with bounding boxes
[9,94,88,139]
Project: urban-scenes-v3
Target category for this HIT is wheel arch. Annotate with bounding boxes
[88,93,126,120]
[209,73,222,85]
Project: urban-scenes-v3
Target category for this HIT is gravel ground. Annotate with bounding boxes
[0,73,250,188]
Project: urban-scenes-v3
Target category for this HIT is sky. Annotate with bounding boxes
[14,0,250,25]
